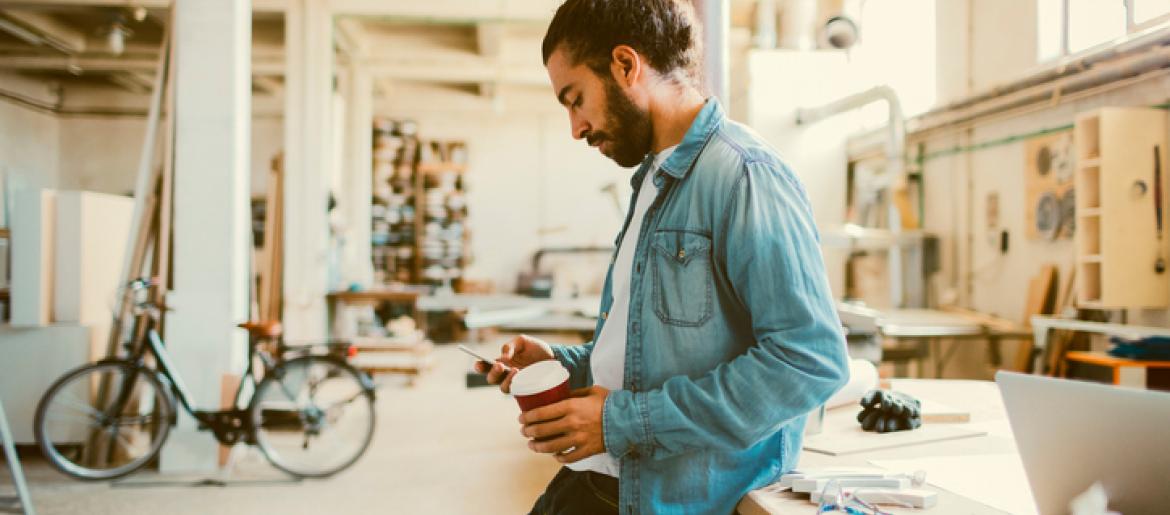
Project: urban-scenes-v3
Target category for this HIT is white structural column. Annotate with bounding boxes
[342,63,374,288]
[161,0,251,472]
[283,0,335,341]
[696,0,730,107]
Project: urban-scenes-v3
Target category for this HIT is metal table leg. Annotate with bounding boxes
[0,398,35,515]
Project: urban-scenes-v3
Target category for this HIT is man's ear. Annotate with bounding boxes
[609,45,642,87]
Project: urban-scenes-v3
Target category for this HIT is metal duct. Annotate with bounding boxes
[780,0,819,50]
[913,25,1170,134]
[796,85,905,178]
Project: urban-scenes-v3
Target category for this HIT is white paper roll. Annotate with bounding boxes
[825,358,879,409]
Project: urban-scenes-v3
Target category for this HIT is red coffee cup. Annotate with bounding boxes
[511,360,571,412]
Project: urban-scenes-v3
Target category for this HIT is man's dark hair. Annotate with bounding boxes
[541,0,701,83]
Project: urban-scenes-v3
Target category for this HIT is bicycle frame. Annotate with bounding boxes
[113,306,272,446]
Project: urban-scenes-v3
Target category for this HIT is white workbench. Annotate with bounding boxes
[737,379,1035,515]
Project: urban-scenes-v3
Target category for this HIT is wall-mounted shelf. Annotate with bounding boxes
[370,121,470,289]
[1073,107,1170,308]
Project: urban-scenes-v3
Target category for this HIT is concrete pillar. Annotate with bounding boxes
[161,0,251,472]
[341,64,374,288]
[696,0,730,108]
[282,0,334,341]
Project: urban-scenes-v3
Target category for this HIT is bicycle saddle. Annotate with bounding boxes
[237,320,283,338]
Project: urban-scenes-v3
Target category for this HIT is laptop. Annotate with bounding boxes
[996,371,1170,515]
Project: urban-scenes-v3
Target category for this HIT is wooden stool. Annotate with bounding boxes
[1064,351,1170,390]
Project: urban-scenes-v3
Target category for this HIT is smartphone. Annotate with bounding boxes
[458,344,509,373]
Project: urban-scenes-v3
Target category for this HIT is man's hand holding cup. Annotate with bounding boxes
[472,334,555,393]
[473,334,609,463]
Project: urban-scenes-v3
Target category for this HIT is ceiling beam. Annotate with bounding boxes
[476,22,504,58]
[330,0,556,22]
[335,17,369,59]
[0,9,87,53]
[478,81,497,98]
[0,54,284,75]
[363,56,546,86]
[0,0,562,19]
[252,74,283,96]
[107,71,152,93]
[0,0,287,13]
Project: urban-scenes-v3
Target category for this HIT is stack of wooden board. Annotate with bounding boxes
[347,332,435,386]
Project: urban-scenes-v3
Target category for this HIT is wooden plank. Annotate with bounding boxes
[1098,108,1170,307]
[153,11,178,312]
[217,374,241,466]
[109,23,170,358]
[1045,267,1078,376]
[1065,350,1170,369]
[1015,265,1057,371]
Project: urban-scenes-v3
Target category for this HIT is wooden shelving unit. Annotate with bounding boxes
[1073,107,1170,308]
[370,120,471,290]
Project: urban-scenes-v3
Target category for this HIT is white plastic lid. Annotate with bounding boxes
[510,360,570,397]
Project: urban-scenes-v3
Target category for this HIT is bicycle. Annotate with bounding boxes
[34,278,377,481]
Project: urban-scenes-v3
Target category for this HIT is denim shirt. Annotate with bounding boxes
[551,99,849,514]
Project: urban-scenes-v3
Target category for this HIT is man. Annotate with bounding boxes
[475,0,849,513]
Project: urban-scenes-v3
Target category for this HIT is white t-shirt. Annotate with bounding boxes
[569,145,676,477]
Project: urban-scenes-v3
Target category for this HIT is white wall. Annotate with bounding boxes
[925,0,1170,327]
[57,114,283,197]
[0,73,60,200]
[744,50,862,301]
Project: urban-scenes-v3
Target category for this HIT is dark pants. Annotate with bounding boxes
[529,467,620,515]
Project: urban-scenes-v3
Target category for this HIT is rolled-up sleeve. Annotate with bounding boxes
[602,159,848,460]
[551,343,594,389]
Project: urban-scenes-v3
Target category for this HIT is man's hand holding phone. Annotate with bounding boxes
[471,334,555,394]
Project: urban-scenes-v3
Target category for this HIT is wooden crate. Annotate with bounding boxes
[1073,108,1170,308]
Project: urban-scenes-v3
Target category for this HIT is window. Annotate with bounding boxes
[1068,0,1126,53]
[1037,0,1170,61]
[1134,0,1170,24]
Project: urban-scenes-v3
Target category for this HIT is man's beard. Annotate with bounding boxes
[586,80,653,168]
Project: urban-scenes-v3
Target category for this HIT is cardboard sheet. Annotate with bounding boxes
[803,424,987,456]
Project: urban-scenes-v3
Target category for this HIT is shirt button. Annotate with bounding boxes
[601,311,608,320]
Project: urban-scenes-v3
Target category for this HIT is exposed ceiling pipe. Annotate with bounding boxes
[796,84,905,178]
[0,17,44,46]
[795,85,909,307]
[917,23,1170,124]
[912,29,1170,135]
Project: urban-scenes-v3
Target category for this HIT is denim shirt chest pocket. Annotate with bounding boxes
[650,230,714,327]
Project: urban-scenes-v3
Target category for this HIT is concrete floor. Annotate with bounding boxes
[2,344,561,514]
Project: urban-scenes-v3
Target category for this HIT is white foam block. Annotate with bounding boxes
[778,467,888,487]
[810,487,938,508]
[792,476,910,494]
[803,424,987,456]
[10,188,55,327]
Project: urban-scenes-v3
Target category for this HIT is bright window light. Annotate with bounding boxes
[850,0,937,117]
[1068,0,1126,53]
[1037,0,1064,62]
[1134,0,1170,24]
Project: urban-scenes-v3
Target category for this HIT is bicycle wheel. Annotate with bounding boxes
[250,356,375,478]
[35,361,174,480]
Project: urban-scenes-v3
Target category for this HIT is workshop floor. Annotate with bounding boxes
[1,344,560,515]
